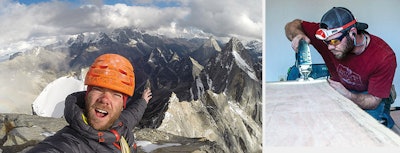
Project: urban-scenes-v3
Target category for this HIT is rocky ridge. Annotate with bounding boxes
[0,113,223,153]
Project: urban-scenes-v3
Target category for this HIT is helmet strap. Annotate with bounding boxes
[85,86,93,101]
[123,95,128,109]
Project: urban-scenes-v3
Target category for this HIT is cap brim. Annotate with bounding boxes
[356,22,368,30]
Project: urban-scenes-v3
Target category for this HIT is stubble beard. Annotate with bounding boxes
[85,103,121,131]
[334,35,354,60]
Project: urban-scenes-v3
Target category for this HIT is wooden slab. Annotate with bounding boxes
[264,80,400,146]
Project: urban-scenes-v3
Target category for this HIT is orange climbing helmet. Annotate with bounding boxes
[85,54,135,98]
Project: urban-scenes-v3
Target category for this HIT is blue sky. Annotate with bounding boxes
[14,0,182,7]
[16,0,79,5]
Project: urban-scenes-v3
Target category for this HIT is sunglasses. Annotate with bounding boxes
[323,31,349,46]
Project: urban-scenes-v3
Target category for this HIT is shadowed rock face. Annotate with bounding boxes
[1,27,262,153]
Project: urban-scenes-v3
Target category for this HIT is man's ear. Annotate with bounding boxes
[350,27,357,37]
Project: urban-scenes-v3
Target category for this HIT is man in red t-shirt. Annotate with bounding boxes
[284,7,397,128]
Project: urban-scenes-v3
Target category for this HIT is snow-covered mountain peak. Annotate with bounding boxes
[0,35,71,61]
[94,32,110,42]
[244,40,262,53]
[203,37,221,52]
[68,32,100,45]
[32,76,84,118]
[229,37,242,49]
[232,49,258,81]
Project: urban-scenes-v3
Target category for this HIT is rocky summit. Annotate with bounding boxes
[0,113,223,153]
[0,27,262,153]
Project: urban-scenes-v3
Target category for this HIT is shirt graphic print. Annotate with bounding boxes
[337,64,365,90]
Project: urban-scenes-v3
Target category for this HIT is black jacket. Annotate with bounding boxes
[27,91,147,153]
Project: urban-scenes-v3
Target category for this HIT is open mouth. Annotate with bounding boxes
[95,109,109,118]
[331,50,342,55]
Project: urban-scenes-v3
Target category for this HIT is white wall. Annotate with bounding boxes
[265,0,400,106]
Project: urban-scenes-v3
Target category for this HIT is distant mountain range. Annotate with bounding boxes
[0,27,262,152]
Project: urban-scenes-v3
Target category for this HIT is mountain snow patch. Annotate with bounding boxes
[232,50,258,81]
[32,76,84,118]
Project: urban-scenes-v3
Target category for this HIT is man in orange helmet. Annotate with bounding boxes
[28,53,152,153]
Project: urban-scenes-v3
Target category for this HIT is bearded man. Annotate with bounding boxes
[285,7,397,128]
[28,53,152,153]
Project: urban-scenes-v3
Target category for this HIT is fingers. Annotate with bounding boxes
[142,88,152,103]
[144,87,151,93]
[292,35,310,52]
[144,88,152,97]
[327,78,336,86]
[291,39,299,52]
[327,78,339,84]
[303,36,311,44]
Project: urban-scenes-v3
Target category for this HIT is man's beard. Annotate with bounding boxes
[85,103,121,131]
[334,35,354,60]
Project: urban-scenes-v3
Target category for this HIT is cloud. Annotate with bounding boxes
[0,0,262,47]
[180,0,262,40]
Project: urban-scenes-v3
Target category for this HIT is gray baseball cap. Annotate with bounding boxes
[320,7,368,31]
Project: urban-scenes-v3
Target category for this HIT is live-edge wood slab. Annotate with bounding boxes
[265,80,400,146]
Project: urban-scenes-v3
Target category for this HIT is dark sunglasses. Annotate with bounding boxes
[323,31,349,46]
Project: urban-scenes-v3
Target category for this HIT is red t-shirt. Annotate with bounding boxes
[301,21,397,98]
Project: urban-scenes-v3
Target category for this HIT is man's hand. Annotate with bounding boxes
[291,35,311,52]
[142,88,152,104]
[284,19,311,52]
[327,78,381,109]
[327,78,351,98]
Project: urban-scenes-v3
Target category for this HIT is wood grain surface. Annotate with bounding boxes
[265,80,400,146]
